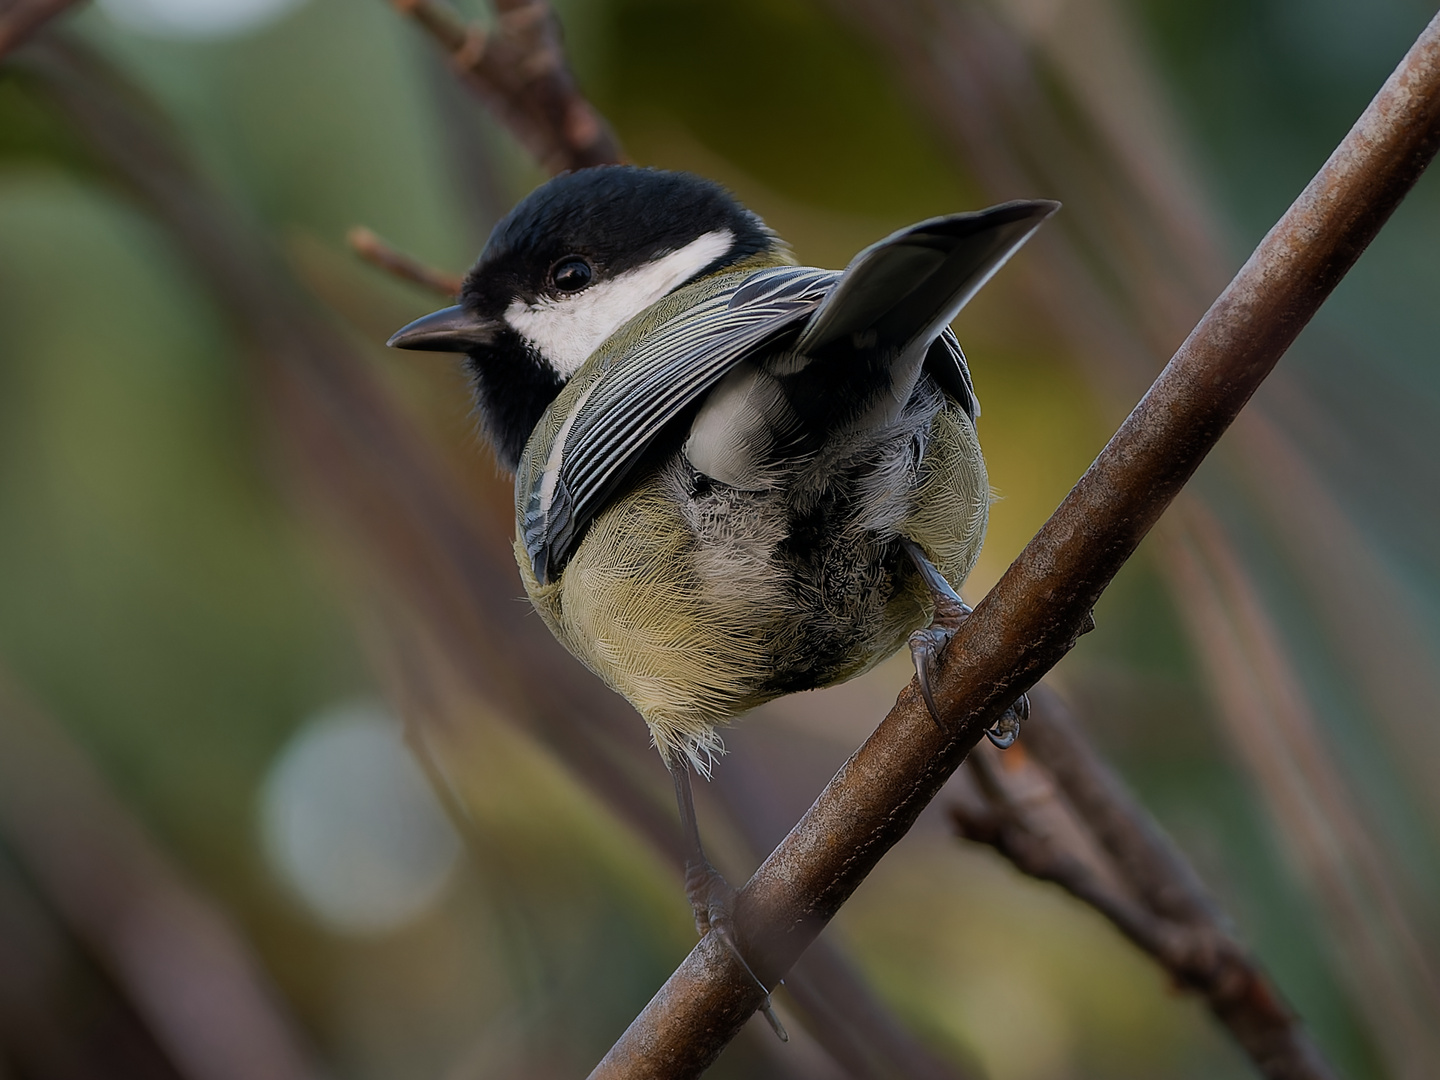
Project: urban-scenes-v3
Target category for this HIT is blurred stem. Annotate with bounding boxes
[0,665,322,1080]
[389,0,624,173]
[0,0,81,59]
[954,687,1339,1080]
[1158,503,1440,1074]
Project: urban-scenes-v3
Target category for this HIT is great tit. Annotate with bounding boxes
[390,165,1055,941]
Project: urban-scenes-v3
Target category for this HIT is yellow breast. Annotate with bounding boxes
[514,400,988,775]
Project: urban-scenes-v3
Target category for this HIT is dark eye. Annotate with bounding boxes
[550,257,593,293]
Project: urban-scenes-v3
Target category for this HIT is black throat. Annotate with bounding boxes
[466,327,564,473]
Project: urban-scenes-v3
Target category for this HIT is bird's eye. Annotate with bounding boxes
[550,257,593,293]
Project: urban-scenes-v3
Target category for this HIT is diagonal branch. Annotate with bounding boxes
[822,1,1440,1069]
[390,0,623,174]
[591,12,1440,1077]
[954,687,1338,1080]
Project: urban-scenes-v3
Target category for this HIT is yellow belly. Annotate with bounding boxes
[514,403,988,774]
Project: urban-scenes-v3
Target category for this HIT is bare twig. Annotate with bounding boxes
[391,0,623,174]
[352,0,625,293]
[347,225,464,296]
[0,0,80,59]
[954,687,1338,1080]
[591,13,1440,1076]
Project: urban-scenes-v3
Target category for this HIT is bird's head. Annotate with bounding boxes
[388,166,789,470]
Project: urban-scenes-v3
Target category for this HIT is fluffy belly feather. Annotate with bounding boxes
[514,400,988,774]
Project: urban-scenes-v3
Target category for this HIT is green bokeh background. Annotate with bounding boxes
[1,0,1438,1077]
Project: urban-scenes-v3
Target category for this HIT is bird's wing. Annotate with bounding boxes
[684,200,1057,489]
[518,265,837,584]
[794,200,1058,369]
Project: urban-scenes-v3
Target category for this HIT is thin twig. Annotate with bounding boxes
[591,13,1440,1077]
[0,0,80,59]
[347,226,464,297]
[955,687,1338,1080]
[355,0,627,292]
[391,0,623,174]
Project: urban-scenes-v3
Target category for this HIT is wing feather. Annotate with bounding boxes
[519,266,836,583]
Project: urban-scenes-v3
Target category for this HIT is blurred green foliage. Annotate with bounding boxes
[2,0,1438,1077]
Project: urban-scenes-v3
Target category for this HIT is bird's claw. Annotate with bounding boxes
[909,623,956,728]
[685,860,789,1042]
[908,584,971,727]
[985,691,1029,749]
[908,606,1028,747]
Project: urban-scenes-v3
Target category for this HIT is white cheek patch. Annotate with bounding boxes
[504,229,735,378]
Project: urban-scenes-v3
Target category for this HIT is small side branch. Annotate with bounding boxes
[347,226,464,297]
[391,0,623,174]
[954,688,1338,1080]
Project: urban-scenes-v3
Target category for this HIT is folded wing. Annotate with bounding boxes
[519,266,836,583]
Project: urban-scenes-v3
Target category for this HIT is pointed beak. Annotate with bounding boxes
[387,306,498,352]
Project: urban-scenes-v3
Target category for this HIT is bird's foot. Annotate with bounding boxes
[908,594,970,728]
[900,538,1027,745]
[985,692,1029,749]
[684,855,733,939]
[685,858,788,1042]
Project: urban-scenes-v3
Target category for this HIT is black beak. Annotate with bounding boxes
[387,306,498,352]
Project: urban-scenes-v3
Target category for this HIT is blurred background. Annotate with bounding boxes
[1,0,1438,1077]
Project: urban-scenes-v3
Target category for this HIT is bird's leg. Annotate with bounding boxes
[671,760,732,937]
[670,762,788,1041]
[900,538,1028,748]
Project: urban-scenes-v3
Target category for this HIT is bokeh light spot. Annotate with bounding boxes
[96,0,308,39]
[259,701,462,936]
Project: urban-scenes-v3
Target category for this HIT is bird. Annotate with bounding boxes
[389,165,1055,976]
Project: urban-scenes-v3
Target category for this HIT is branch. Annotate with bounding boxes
[391,0,623,174]
[354,0,624,292]
[954,687,1338,1080]
[592,13,1440,1077]
[347,225,464,297]
[0,0,82,59]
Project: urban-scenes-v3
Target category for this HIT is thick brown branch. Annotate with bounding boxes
[0,0,82,59]
[592,12,1440,1077]
[956,689,1338,1080]
[391,0,623,174]
[347,225,464,297]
